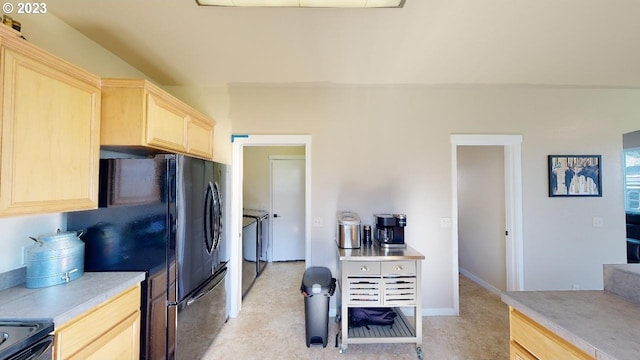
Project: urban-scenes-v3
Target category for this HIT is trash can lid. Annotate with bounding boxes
[302,266,332,293]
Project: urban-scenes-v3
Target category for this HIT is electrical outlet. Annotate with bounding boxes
[313,217,323,227]
[440,218,452,228]
[593,217,604,227]
[572,284,580,290]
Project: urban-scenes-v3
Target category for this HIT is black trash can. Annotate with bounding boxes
[300,266,336,348]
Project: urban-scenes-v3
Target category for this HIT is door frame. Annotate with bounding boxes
[230,135,311,317]
[451,134,523,315]
[269,155,306,262]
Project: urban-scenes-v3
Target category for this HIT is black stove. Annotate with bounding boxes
[0,320,54,360]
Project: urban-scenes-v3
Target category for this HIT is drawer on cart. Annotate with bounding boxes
[346,278,381,304]
[345,261,381,276]
[382,261,416,276]
[383,277,417,306]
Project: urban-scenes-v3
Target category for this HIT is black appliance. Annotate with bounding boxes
[67,154,228,360]
[373,213,407,248]
[0,320,54,360]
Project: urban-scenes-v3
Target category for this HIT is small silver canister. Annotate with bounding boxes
[26,229,85,288]
[336,211,361,249]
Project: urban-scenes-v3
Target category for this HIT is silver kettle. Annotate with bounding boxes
[26,229,85,288]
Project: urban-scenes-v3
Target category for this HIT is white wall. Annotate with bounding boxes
[228,84,631,313]
[457,146,506,293]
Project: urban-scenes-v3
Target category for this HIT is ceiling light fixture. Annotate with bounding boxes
[195,0,405,8]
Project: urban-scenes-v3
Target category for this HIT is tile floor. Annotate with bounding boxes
[203,261,509,360]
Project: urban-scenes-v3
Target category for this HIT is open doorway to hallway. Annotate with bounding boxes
[457,146,507,295]
[450,134,523,315]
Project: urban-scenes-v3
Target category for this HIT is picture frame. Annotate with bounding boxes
[548,155,602,197]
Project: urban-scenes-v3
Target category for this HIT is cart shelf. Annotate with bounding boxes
[348,310,415,339]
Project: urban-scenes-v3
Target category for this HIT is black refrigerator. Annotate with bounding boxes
[67,154,229,360]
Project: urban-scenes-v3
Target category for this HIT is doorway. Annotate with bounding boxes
[229,135,311,317]
[457,146,506,294]
[451,134,523,315]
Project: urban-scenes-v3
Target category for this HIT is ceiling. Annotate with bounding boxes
[47,0,640,88]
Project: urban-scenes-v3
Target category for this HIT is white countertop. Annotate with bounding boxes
[502,290,640,360]
[0,271,145,326]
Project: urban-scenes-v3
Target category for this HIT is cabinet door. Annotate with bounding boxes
[146,92,187,153]
[67,312,140,360]
[0,47,100,215]
[187,116,214,159]
[54,285,141,360]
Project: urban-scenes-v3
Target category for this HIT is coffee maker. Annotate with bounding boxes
[373,214,407,248]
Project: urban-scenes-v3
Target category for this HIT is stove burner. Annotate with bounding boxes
[0,331,7,347]
[0,320,54,360]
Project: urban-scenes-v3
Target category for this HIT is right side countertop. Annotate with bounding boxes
[501,264,640,360]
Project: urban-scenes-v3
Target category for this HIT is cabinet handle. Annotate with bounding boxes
[360,266,368,272]
[395,265,403,271]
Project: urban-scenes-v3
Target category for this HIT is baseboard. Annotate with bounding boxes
[422,307,458,316]
[459,267,502,296]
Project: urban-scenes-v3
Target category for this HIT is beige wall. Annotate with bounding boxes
[15,13,149,80]
[227,84,634,312]
[457,146,506,293]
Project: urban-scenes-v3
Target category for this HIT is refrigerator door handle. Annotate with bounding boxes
[212,181,223,251]
[204,182,215,254]
[186,269,226,307]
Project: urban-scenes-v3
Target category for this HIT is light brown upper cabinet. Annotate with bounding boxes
[101,79,215,160]
[0,26,101,217]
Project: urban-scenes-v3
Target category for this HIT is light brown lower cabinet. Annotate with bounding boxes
[509,307,594,360]
[53,285,141,360]
[511,340,538,360]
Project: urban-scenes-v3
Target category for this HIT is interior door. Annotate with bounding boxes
[270,158,305,261]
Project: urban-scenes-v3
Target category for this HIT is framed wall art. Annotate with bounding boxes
[548,155,602,197]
